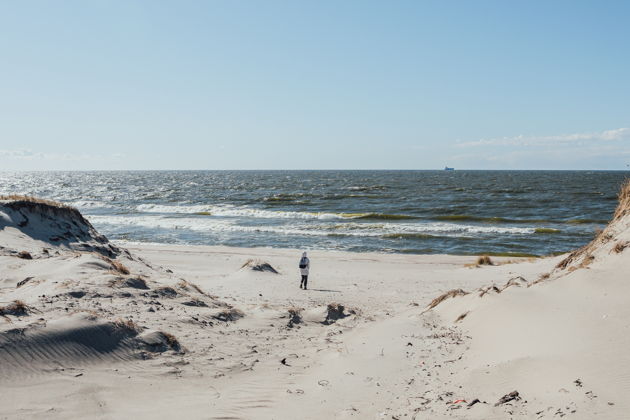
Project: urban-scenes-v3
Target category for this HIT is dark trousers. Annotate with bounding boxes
[300,275,308,288]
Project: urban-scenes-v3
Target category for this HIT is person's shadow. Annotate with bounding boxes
[308,288,341,293]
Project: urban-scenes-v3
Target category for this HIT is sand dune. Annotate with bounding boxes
[1,189,627,418]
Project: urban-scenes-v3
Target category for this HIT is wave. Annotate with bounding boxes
[382,233,438,239]
[566,218,609,225]
[434,214,609,225]
[535,228,562,234]
[70,200,112,209]
[434,215,552,224]
[136,204,419,222]
[345,185,388,192]
[88,215,536,239]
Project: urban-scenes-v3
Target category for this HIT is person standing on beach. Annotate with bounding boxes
[299,252,310,290]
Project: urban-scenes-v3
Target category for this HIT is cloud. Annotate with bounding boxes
[456,127,630,148]
[0,149,125,161]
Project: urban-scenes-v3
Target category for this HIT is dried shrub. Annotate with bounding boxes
[613,179,630,221]
[613,241,628,254]
[212,307,244,322]
[240,259,279,273]
[476,255,494,266]
[324,303,351,325]
[161,332,181,351]
[16,251,33,260]
[111,260,130,275]
[287,307,303,328]
[113,318,139,332]
[427,289,467,310]
[100,256,131,275]
[0,300,30,316]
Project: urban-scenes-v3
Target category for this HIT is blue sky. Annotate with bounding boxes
[1,0,629,170]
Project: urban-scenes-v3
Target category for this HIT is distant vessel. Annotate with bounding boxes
[444,166,454,171]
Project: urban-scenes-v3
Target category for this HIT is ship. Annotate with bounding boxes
[444,166,454,171]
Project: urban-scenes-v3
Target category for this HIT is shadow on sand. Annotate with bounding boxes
[308,288,341,293]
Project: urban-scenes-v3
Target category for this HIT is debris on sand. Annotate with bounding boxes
[241,259,279,274]
[467,398,481,408]
[495,391,521,406]
[16,277,34,288]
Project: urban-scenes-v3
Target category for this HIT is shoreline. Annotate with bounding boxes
[116,240,548,260]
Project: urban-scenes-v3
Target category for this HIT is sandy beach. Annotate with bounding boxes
[1,188,629,419]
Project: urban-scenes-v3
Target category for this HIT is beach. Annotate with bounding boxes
[2,0,629,417]
[3,188,629,419]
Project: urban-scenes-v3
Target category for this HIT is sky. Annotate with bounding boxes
[0,0,629,170]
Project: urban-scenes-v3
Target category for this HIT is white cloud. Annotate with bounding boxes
[0,149,125,161]
[456,127,630,148]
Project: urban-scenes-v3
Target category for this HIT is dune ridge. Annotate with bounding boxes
[427,180,630,418]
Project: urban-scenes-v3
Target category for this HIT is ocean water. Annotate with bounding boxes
[1,170,628,256]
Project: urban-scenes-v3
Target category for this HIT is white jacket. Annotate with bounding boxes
[299,256,310,276]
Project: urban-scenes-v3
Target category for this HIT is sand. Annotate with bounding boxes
[1,191,629,419]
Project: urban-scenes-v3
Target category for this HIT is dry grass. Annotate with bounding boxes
[160,332,181,350]
[455,311,469,323]
[613,179,630,221]
[478,285,501,297]
[0,195,73,209]
[530,272,551,286]
[476,255,494,266]
[427,289,467,310]
[113,318,140,332]
[212,307,245,322]
[177,279,208,296]
[557,180,630,272]
[110,260,130,275]
[101,256,131,275]
[501,276,528,291]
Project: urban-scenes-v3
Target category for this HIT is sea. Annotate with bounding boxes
[1,170,628,256]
